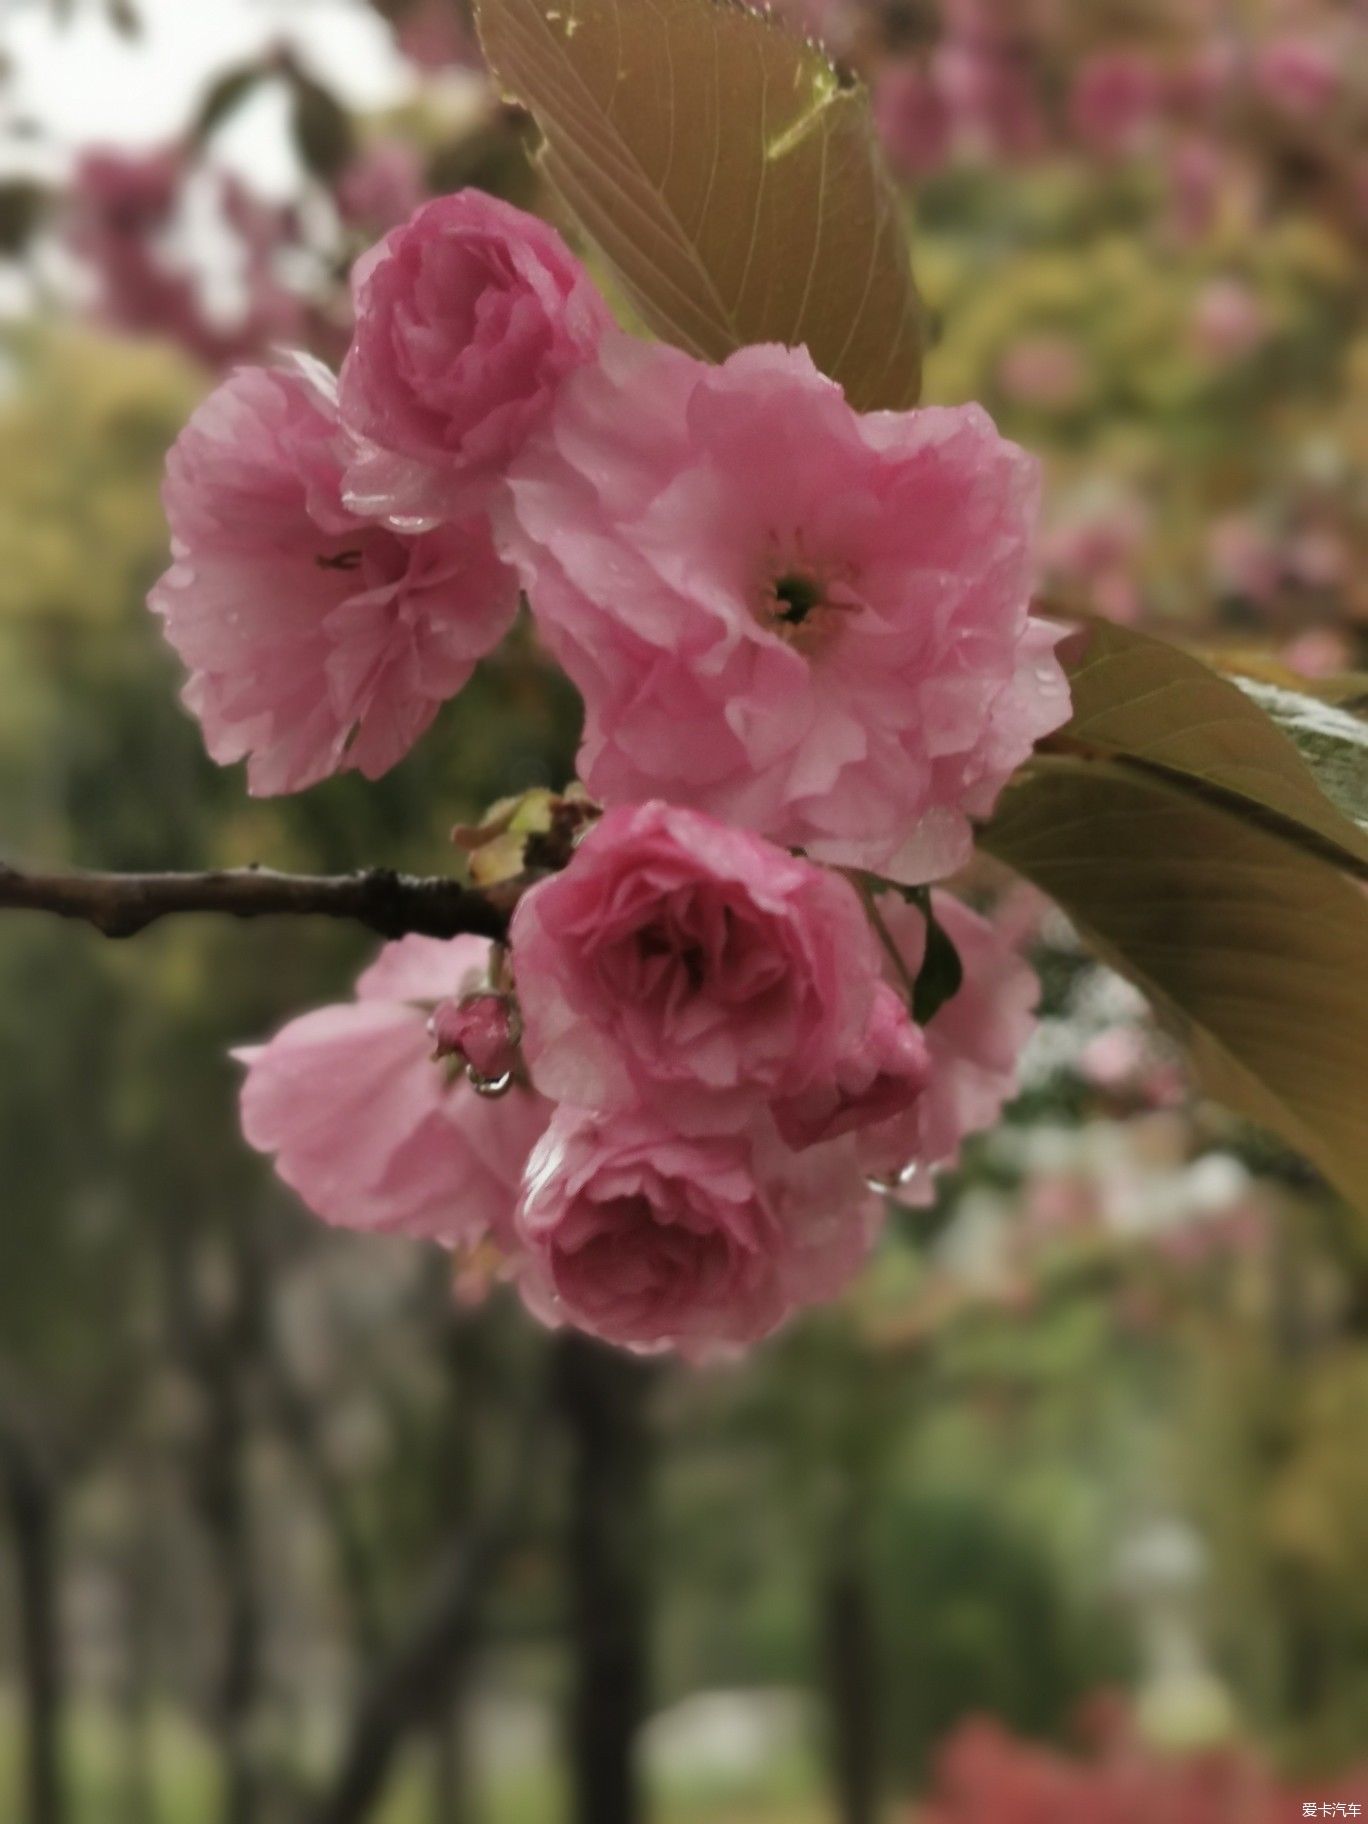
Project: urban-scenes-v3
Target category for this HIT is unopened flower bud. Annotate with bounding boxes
[430,992,521,1091]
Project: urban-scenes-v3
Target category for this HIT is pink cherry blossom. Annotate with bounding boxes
[238,935,550,1250]
[150,359,517,795]
[516,1105,880,1353]
[510,801,897,1132]
[503,337,1068,886]
[858,891,1039,1199]
[339,190,612,528]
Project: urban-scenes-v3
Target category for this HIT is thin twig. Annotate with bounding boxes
[0,861,512,942]
[855,875,919,1007]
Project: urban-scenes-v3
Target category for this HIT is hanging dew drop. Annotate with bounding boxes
[468,1066,514,1098]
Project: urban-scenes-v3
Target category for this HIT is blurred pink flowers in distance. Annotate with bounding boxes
[510,801,925,1138]
[1041,489,1149,625]
[67,145,310,369]
[915,1704,1356,1823]
[334,140,426,239]
[238,935,550,1251]
[388,0,484,71]
[875,61,953,178]
[996,334,1088,412]
[1254,34,1341,117]
[1070,50,1164,159]
[503,335,1069,886]
[1190,278,1269,365]
[151,359,517,795]
[517,1105,880,1353]
[339,190,612,528]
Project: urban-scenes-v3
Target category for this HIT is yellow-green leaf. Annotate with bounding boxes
[983,759,1368,1216]
[475,0,924,409]
[1049,615,1368,879]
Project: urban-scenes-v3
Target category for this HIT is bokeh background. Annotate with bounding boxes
[0,1,1365,1820]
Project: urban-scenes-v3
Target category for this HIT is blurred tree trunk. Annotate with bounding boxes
[118,1526,160,1824]
[163,1219,262,1824]
[3,1430,65,1824]
[305,1355,542,1824]
[430,1693,472,1824]
[819,1516,881,1824]
[556,1338,654,1824]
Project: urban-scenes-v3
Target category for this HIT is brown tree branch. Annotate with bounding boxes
[0,861,511,942]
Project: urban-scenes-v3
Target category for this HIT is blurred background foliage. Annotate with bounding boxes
[0,1,1365,1821]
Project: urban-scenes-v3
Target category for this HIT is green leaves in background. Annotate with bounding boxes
[476,0,924,409]
[983,619,1368,1215]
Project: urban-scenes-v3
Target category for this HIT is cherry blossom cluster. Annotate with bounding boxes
[152,189,1066,1353]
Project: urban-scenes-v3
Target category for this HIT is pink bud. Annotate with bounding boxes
[431,992,521,1087]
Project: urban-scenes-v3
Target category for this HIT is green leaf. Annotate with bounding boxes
[0,181,50,257]
[912,898,964,1026]
[1046,615,1368,880]
[983,759,1368,1216]
[289,71,355,182]
[191,62,268,145]
[1229,676,1368,839]
[475,0,924,409]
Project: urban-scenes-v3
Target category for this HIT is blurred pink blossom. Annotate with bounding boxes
[874,60,953,178]
[1207,514,1281,604]
[1254,34,1341,117]
[1189,278,1269,364]
[335,140,426,238]
[1070,50,1164,159]
[996,333,1088,411]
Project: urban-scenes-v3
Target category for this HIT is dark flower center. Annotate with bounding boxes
[772,571,824,626]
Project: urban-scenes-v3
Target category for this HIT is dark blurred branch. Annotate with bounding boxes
[0,861,511,942]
